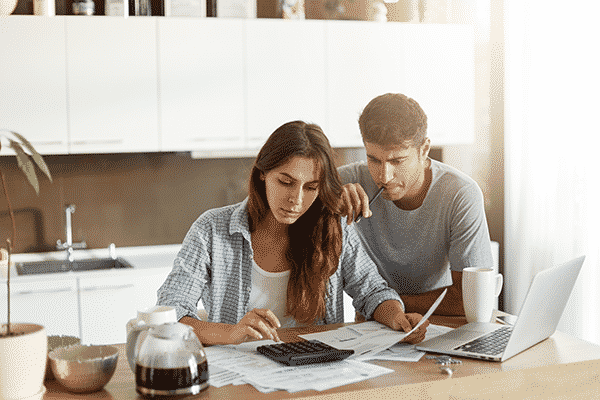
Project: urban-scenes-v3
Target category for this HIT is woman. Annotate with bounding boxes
[157,121,428,345]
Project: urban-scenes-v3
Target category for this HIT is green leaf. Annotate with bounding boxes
[9,131,52,183]
[9,140,40,195]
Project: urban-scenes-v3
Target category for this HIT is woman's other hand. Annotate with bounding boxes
[340,183,371,224]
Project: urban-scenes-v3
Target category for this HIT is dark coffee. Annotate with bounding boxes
[136,360,209,396]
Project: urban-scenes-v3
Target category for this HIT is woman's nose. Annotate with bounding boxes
[288,188,302,206]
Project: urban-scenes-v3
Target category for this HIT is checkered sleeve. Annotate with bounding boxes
[157,215,213,322]
[340,218,404,319]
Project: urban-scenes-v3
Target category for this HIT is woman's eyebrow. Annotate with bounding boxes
[279,172,320,185]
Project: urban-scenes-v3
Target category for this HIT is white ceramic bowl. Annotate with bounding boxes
[48,344,118,393]
[46,335,81,381]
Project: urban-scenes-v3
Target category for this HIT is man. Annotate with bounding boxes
[339,93,493,316]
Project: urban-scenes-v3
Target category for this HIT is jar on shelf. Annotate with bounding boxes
[73,0,95,14]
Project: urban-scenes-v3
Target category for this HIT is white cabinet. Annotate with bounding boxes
[401,25,475,145]
[325,22,474,147]
[0,278,79,337]
[2,17,475,156]
[326,21,410,148]
[65,17,160,154]
[0,17,69,154]
[78,268,170,345]
[158,18,245,153]
[79,274,137,345]
[132,268,171,312]
[245,19,328,149]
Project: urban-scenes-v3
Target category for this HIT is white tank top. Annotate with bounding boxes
[248,260,298,328]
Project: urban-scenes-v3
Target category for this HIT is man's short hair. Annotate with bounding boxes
[358,93,428,147]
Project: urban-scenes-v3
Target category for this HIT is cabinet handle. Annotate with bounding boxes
[29,141,65,146]
[81,284,134,292]
[72,140,124,146]
[189,137,239,142]
[15,288,74,296]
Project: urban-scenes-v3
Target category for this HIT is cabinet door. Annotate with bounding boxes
[78,274,137,345]
[326,22,474,147]
[131,267,172,313]
[0,278,79,337]
[401,25,475,145]
[65,17,160,154]
[159,18,245,154]
[0,16,69,155]
[325,21,409,148]
[245,19,327,149]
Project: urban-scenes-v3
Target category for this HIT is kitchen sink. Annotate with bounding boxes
[16,257,134,275]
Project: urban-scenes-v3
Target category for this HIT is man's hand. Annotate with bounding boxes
[340,183,371,224]
[373,299,430,344]
[395,313,429,344]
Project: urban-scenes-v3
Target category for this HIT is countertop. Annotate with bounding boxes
[1,244,181,282]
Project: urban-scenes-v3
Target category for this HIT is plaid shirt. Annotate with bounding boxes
[157,198,402,326]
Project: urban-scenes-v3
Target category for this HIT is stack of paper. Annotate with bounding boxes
[299,322,453,362]
[205,340,393,393]
[300,288,449,361]
[205,289,450,393]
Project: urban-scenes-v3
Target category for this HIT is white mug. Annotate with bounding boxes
[462,267,503,323]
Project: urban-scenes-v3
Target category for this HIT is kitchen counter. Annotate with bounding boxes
[1,244,180,282]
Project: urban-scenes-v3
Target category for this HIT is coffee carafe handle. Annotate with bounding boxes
[126,323,151,372]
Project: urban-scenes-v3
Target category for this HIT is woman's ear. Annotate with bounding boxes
[260,172,265,181]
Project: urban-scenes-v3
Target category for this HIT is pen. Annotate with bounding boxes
[355,186,384,223]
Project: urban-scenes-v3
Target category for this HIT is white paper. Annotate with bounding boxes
[204,341,393,393]
[300,288,448,360]
[363,324,454,362]
[243,360,393,392]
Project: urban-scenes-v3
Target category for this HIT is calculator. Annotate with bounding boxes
[256,340,354,366]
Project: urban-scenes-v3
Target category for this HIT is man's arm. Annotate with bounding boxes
[401,271,464,316]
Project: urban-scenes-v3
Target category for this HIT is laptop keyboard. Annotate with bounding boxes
[454,326,513,356]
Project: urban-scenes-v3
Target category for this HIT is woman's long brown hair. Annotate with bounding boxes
[247,121,343,324]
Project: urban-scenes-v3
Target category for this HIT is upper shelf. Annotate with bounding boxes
[0,16,474,157]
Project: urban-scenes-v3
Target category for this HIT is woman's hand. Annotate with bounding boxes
[226,308,282,344]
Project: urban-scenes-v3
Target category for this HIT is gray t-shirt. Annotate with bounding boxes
[338,159,493,295]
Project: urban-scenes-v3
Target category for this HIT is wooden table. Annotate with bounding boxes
[43,316,600,400]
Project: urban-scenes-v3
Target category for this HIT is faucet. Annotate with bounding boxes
[56,204,87,262]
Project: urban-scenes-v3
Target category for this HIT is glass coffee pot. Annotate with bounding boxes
[126,322,208,398]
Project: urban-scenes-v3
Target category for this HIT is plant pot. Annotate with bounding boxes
[0,324,47,400]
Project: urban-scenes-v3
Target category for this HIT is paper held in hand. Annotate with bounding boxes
[300,288,447,360]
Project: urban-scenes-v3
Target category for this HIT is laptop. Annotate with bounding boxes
[416,255,585,362]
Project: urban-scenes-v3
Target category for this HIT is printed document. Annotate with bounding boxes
[205,340,393,393]
[299,288,447,360]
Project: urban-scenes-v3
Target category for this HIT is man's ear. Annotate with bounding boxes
[420,138,431,160]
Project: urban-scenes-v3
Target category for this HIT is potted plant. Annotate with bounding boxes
[0,129,53,400]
